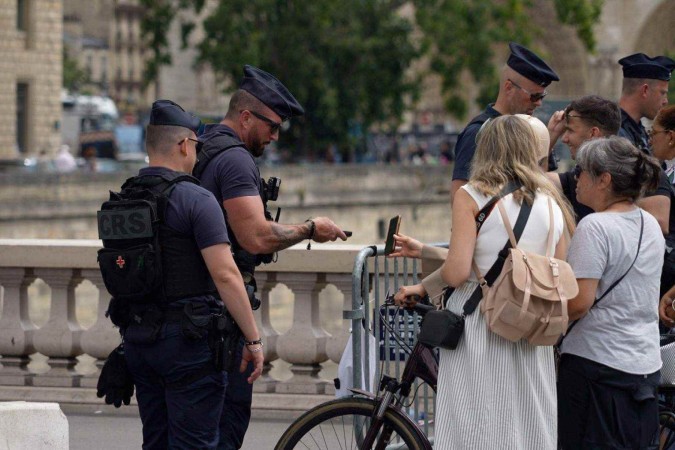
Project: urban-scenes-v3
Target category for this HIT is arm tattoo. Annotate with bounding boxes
[269,221,310,252]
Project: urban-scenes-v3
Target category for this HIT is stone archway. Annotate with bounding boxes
[632,0,675,56]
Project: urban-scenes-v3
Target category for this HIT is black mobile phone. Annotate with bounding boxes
[343,231,353,237]
[384,215,401,255]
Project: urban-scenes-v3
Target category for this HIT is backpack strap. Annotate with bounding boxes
[192,134,243,179]
[464,195,533,317]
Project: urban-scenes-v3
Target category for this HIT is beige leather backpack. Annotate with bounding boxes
[475,198,578,346]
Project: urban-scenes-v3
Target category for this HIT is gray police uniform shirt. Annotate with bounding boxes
[561,208,664,375]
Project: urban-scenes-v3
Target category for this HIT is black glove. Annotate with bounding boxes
[96,344,135,408]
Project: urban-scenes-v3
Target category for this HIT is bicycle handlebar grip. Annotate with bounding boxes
[413,303,435,315]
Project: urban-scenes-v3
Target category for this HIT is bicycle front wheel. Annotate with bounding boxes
[275,396,429,450]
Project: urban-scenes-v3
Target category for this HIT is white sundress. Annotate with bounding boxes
[433,186,562,450]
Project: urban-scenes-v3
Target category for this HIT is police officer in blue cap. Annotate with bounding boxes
[618,53,675,153]
[193,66,349,449]
[97,99,263,449]
[451,42,560,202]
[616,53,675,235]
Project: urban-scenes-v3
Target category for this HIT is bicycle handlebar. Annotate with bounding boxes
[384,294,435,316]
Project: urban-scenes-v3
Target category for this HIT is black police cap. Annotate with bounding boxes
[239,65,304,121]
[507,42,560,87]
[149,100,201,134]
[619,53,675,81]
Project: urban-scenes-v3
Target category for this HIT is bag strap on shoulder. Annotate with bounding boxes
[461,193,533,317]
[559,210,644,343]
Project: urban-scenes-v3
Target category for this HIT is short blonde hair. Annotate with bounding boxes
[514,114,550,164]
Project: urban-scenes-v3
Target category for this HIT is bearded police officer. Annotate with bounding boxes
[97,100,263,449]
[193,65,348,449]
[451,42,560,202]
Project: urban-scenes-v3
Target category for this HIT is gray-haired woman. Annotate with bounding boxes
[558,136,665,449]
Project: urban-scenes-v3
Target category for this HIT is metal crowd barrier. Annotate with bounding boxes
[348,244,446,438]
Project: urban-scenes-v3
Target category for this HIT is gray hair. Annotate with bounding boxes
[575,136,660,200]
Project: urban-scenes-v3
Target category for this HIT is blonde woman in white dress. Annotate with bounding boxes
[393,115,576,449]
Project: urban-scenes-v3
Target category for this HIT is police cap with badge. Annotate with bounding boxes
[619,53,675,81]
[507,42,560,88]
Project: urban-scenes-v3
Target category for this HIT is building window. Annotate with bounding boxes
[17,0,27,30]
[16,83,29,154]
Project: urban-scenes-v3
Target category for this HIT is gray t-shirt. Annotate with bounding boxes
[561,208,664,375]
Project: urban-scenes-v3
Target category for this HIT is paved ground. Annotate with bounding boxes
[65,404,296,450]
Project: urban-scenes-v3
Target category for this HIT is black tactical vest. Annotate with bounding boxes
[193,134,276,276]
[97,172,217,305]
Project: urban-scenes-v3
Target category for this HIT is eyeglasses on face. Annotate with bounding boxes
[573,164,584,179]
[648,128,669,138]
[177,137,202,152]
[243,110,282,134]
[508,79,547,102]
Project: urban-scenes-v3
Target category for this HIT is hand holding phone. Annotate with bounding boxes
[384,215,401,255]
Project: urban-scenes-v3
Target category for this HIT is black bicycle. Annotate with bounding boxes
[275,298,437,450]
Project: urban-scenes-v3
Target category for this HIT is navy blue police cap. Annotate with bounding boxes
[149,100,201,134]
[239,65,304,121]
[507,42,560,87]
[619,53,675,81]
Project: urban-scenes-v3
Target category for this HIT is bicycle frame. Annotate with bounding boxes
[348,336,438,449]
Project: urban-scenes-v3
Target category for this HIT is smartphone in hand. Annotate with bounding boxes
[384,215,401,255]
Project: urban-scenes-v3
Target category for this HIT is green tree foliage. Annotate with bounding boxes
[139,0,176,97]
[190,0,418,159]
[414,0,604,118]
[139,0,604,155]
[62,48,89,92]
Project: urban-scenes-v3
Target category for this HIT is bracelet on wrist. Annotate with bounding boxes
[248,344,263,353]
[245,338,262,346]
[305,219,316,250]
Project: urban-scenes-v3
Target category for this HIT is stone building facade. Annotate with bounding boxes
[0,0,63,160]
[63,0,151,112]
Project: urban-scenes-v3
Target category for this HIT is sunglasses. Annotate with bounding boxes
[508,79,547,102]
[177,137,202,152]
[245,110,282,134]
[573,164,584,179]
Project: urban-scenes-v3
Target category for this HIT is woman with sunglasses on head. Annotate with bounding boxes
[393,115,575,449]
[557,136,664,449]
[650,106,675,323]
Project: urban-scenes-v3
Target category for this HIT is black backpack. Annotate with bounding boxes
[97,174,197,304]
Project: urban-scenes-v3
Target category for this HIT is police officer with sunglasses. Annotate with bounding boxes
[193,65,349,449]
[451,42,559,203]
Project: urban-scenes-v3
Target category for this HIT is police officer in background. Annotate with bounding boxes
[617,53,675,234]
[193,65,349,449]
[451,42,560,202]
[618,53,675,153]
[101,100,264,449]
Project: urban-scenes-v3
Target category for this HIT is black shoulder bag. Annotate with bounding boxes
[418,182,532,350]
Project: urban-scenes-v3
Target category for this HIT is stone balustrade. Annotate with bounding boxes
[0,239,366,405]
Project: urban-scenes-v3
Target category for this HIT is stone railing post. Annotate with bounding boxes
[32,268,84,387]
[253,272,280,393]
[275,273,330,394]
[79,269,122,388]
[0,268,36,385]
[325,273,353,364]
